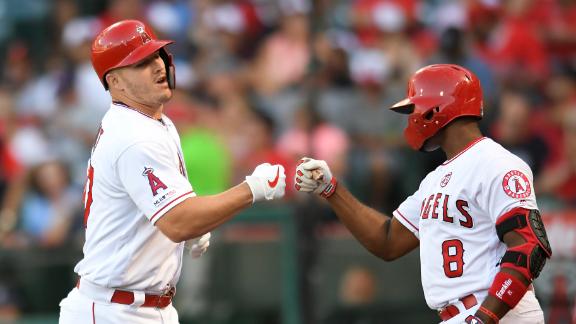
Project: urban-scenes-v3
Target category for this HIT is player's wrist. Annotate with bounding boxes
[244,177,262,203]
[318,176,338,198]
[475,306,499,324]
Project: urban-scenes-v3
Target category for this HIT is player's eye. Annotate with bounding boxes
[134,53,160,68]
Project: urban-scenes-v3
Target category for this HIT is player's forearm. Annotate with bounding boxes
[475,268,530,323]
[475,294,509,323]
[158,183,253,242]
[327,185,394,259]
[475,226,538,323]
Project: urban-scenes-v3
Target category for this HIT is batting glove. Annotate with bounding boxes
[185,232,211,258]
[245,163,286,203]
[294,157,338,198]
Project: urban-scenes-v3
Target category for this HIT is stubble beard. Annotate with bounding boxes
[157,88,173,104]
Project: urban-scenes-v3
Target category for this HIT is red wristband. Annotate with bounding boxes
[488,272,529,309]
[478,306,500,323]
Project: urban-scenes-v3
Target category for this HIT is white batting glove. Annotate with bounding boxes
[245,163,286,203]
[294,157,338,198]
[185,232,211,258]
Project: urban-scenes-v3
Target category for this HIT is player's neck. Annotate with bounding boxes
[111,95,163,120]
[440,120,483,160]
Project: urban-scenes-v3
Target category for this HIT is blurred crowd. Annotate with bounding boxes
[0,0,575,320]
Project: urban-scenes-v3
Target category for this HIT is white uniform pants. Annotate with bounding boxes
[441,290,544,324]
[59,287,179,324]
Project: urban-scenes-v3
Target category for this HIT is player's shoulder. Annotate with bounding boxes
[99,105,167,150]
[477,138,533,177]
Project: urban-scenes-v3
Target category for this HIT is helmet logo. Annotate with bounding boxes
[136,26,152,44]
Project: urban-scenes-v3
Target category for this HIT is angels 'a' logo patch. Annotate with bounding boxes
[143,167,167,196]
[440,172,452,187]
[502,170,531,199]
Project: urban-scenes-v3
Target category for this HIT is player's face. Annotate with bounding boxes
[117,51,172,106]
[422,127,444,152]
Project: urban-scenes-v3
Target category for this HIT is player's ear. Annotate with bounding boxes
[106,71,122,91]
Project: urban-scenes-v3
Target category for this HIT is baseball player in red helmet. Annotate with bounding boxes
[58,20,286,323]
[295,64,551,323]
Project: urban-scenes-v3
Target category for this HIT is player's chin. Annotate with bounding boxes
[157,88,173,103]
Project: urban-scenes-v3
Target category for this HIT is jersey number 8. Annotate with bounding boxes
[442,239,464,278]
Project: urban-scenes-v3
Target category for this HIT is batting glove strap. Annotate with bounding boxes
[319,176,338,198]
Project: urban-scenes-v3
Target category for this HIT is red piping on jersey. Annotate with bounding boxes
[113,101,165,124]
[92,302,96,324]
[150,191,194,222]
[395,210,419,232]
[442,137,487,166]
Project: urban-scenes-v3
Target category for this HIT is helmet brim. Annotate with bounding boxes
[390,98,414,114]
[390,96,453,115]
[117,39,174,68]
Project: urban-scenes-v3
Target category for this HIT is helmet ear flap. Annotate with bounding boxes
[167,62,175,89]
[159,49,176,89]
[103,73,110,91]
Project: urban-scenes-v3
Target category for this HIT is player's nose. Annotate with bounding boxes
[152,55,164,73]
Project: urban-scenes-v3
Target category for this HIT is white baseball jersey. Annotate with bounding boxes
[394,137,538,310]
[74,101,195,293]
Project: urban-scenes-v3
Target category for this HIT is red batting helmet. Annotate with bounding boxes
[390,64,483,151]
[91,20,175,90]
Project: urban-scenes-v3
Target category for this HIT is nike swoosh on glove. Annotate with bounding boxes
[245,163,287,203]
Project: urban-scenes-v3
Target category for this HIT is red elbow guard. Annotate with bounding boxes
[488,272,529,309]
[496,208,551,280]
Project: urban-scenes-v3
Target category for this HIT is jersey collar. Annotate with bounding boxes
[442,137,487,166]
[112,101,165,125]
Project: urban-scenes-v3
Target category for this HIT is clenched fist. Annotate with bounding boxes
[294,157,338,198]
[245,163,286,203]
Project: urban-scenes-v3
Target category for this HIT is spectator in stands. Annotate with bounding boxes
[251,13,311,95]
[313,33,357,131]
[472,0,549,87]
[0,86,25,242]
[61,17,110,115]
[537,108,576,207]
[427,27,496,110]
[490,91,549,177]
[277,106,350,195]
[18,160,81,248]
[322,266,379,324]
[345,50,407,210]
[237,109,293,195]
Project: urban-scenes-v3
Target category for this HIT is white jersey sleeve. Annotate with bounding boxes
[394,188,424,239]
[117,140,194,224]
[480,156,538,223]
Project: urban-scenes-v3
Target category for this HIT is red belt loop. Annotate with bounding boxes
[438,294,478,321]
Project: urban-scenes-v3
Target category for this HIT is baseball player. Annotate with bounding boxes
[295,64,551,323]
[59,20,286,324]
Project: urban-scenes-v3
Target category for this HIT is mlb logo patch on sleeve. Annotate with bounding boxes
[502,170,531,199]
